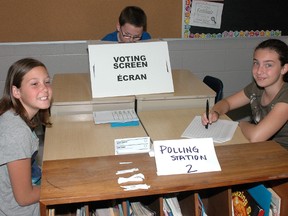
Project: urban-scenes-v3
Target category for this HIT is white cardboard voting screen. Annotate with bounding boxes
[88,41,174,98]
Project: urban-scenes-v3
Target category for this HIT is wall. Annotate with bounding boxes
[0,1,181,42]
[0,41,89,96]
[1,36,288,99]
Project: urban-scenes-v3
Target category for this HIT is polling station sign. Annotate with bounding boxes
[154,138,221,176]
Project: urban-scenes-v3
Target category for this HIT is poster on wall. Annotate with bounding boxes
[182,0,283,39]
[189,0,223,29]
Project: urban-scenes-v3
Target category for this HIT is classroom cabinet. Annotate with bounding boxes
[41,141,288,216]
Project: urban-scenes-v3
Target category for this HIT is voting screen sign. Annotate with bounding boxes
[88,41,174,98]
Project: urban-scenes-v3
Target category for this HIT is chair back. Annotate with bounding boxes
[203,75,223,103]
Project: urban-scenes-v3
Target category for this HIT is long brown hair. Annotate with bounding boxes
[0,58,51,128]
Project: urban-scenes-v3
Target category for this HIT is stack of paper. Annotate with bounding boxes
[181,116,238,143]
[93,109,139,127]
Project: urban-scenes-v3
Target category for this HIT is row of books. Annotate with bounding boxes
[48,207,89,216]
[76,206,89,216]
[162,185,281,216]
[48,184,281,216]
[232,184,281,216]
[91,201,155,216]
[91,204,123,216]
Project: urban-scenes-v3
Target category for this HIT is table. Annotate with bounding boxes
[43,107,248,161]
[45,70,218,161]
[136,70,216,111]
[43,114,147,161]
[138,108,249,145]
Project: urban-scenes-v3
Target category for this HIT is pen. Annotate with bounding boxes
[205,99,209,129]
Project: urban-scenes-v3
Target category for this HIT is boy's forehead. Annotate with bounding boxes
[121,23,143,34]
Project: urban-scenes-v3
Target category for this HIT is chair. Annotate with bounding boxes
[203,75,223,104]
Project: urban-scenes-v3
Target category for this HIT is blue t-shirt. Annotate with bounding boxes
[101,31,151,42]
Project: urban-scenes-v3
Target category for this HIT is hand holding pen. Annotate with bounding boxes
[201,100,220,128]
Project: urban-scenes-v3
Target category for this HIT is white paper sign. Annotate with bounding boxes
[189,0,223,29]
[154,138,221,176]
[88,41,174,98]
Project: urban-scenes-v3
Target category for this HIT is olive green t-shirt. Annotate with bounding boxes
[244,81,288,150]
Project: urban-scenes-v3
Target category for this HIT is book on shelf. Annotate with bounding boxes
[267,188,281,216]
[76,208,80,216]
[76,205,89,216]
[163,198,173,216]
[130,201,156,216]
[48,208,55,216]
[247,184,272,216]
[117,203,124,216]
[164,197,183,216]
[196,194,207,216]
[93,207,121,216]
[232,190,265,216]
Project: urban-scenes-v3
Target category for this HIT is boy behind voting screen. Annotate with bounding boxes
[102,6,151,43]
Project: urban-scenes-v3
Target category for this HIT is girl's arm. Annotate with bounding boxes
[7,158,40,206]
[239,102,288,142]
[202,90,250,125]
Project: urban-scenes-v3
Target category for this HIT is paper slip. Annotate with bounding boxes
[93,109,139,124]
[181,116,238,143]
[115,137,150,155]
[120,184,150,191]
[154,138,221,176]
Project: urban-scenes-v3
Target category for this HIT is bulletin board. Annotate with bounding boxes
[0,0,182,42]
[183,0,288,39]
[1,1,286,42]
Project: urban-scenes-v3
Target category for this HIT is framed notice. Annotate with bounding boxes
[88,41,174,98]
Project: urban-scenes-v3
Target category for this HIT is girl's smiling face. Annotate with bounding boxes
[12,66,52,119]
[252,48,287,88]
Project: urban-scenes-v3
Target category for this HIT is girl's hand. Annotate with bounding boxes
[201,110,220,127]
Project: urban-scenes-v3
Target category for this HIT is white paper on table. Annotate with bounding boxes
[181,116,238,143]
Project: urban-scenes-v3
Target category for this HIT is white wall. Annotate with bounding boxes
[1,37,288,99]
[167,36,288,97]
[0,41,89,96]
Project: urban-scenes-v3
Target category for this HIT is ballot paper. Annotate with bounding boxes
[115,137,150,155]
[181,116,238,143]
